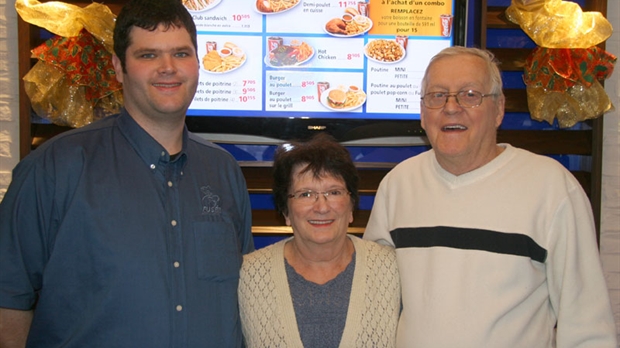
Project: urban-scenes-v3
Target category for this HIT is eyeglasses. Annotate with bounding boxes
[288,189,350,205]
[421,90,497,109]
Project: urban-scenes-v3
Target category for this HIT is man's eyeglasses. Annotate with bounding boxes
[288,189,350,205]
[421,90,497,109]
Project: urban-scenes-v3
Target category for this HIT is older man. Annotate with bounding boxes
[364,46,617,347]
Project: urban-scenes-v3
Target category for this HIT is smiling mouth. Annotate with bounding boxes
[442,125,467,131]
[308,220,334,225]
[153,83,181,87]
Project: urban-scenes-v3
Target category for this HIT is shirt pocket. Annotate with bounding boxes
[193,221,242,281]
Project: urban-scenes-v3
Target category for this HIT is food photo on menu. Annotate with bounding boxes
[255,0,301,14]
[265,38,314,68]
[324,6,372,37]
[318,82,367,112]
[181,0,454,119]
[182,0,222,12]
[364,38,407,64]
[202,41,247,73]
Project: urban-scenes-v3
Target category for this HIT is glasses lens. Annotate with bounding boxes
[423,90,485,108]
[290,189,349,204]
[326,189,347,200]
[457,90,483,107]
[423,92,447,108]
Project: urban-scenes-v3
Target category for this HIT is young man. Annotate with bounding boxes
[364,46,617,347]
[0,1,254,347]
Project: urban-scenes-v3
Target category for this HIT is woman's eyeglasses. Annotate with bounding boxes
[288,189,350,205]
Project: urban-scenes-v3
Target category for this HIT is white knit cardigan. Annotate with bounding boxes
[238,235,401,348]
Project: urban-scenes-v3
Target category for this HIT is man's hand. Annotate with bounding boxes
[0,308,33,348]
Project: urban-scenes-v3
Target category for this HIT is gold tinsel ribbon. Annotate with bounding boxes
[506,0,616,128]
[16,0,123,128]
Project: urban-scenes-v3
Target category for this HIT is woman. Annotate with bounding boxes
[238,133,400,348]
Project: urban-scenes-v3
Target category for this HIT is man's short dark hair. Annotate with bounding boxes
[113,0,198,72]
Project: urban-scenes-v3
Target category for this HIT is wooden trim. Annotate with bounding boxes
[489,48,531,71]
[478,0,488,48]
[486,6,521,29]
[584,0,606,243]
[590,117,603,241]
[503,89,529,113]
[584,0,607,13]
[251,225,364,235]
[497,130,592,155]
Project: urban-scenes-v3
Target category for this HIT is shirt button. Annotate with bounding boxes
[174,261,180,268]
[171,220,177,227]
[176,305,183,312]
[150,164,156,170]
[168,181,173,187]
[161,151,166,157]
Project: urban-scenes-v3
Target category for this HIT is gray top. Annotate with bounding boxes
[285,253,356,348]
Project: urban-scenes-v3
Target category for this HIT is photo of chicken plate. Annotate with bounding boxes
[324,7,372,37]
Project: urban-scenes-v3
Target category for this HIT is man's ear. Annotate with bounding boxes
[420,102,427,131]
[112,55,124,84]
[495,95,505,128]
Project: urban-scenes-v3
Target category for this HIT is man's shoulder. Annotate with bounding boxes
[187,132,237,162]
[23,116,118,160]
[386,150,432,175]
[509,145,569,173]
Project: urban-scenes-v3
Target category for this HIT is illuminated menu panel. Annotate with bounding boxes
[185,0,454,120]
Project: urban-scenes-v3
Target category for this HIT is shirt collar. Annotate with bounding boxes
[116,108,189,168]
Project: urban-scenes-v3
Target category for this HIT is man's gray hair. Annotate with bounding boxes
[421,46,504,98]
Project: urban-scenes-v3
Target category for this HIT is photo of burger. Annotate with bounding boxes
[320,85,367,112]
[327,89,347,108]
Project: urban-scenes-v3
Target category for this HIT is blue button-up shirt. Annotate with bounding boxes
[0,109,254,347]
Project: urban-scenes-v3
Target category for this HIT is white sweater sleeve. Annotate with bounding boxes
[546,177,617,347]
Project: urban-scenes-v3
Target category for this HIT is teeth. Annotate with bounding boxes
[309,220,333,225]
[443,125,466,130]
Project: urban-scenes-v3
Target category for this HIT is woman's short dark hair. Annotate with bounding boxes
[272,133,359,217]
[113,0,198,72]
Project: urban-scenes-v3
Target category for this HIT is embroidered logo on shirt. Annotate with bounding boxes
[201,186,221,215]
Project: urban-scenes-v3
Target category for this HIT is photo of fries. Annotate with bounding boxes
[364,39,406,63]
[345,19,372,36]
[295,42,313,63]
[256,0,300,14]
[202,42,246,74]
[182,0,219,12]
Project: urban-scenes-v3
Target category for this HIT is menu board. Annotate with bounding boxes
[184,0,455,121]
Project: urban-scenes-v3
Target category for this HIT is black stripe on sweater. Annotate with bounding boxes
[390,226,547,263]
